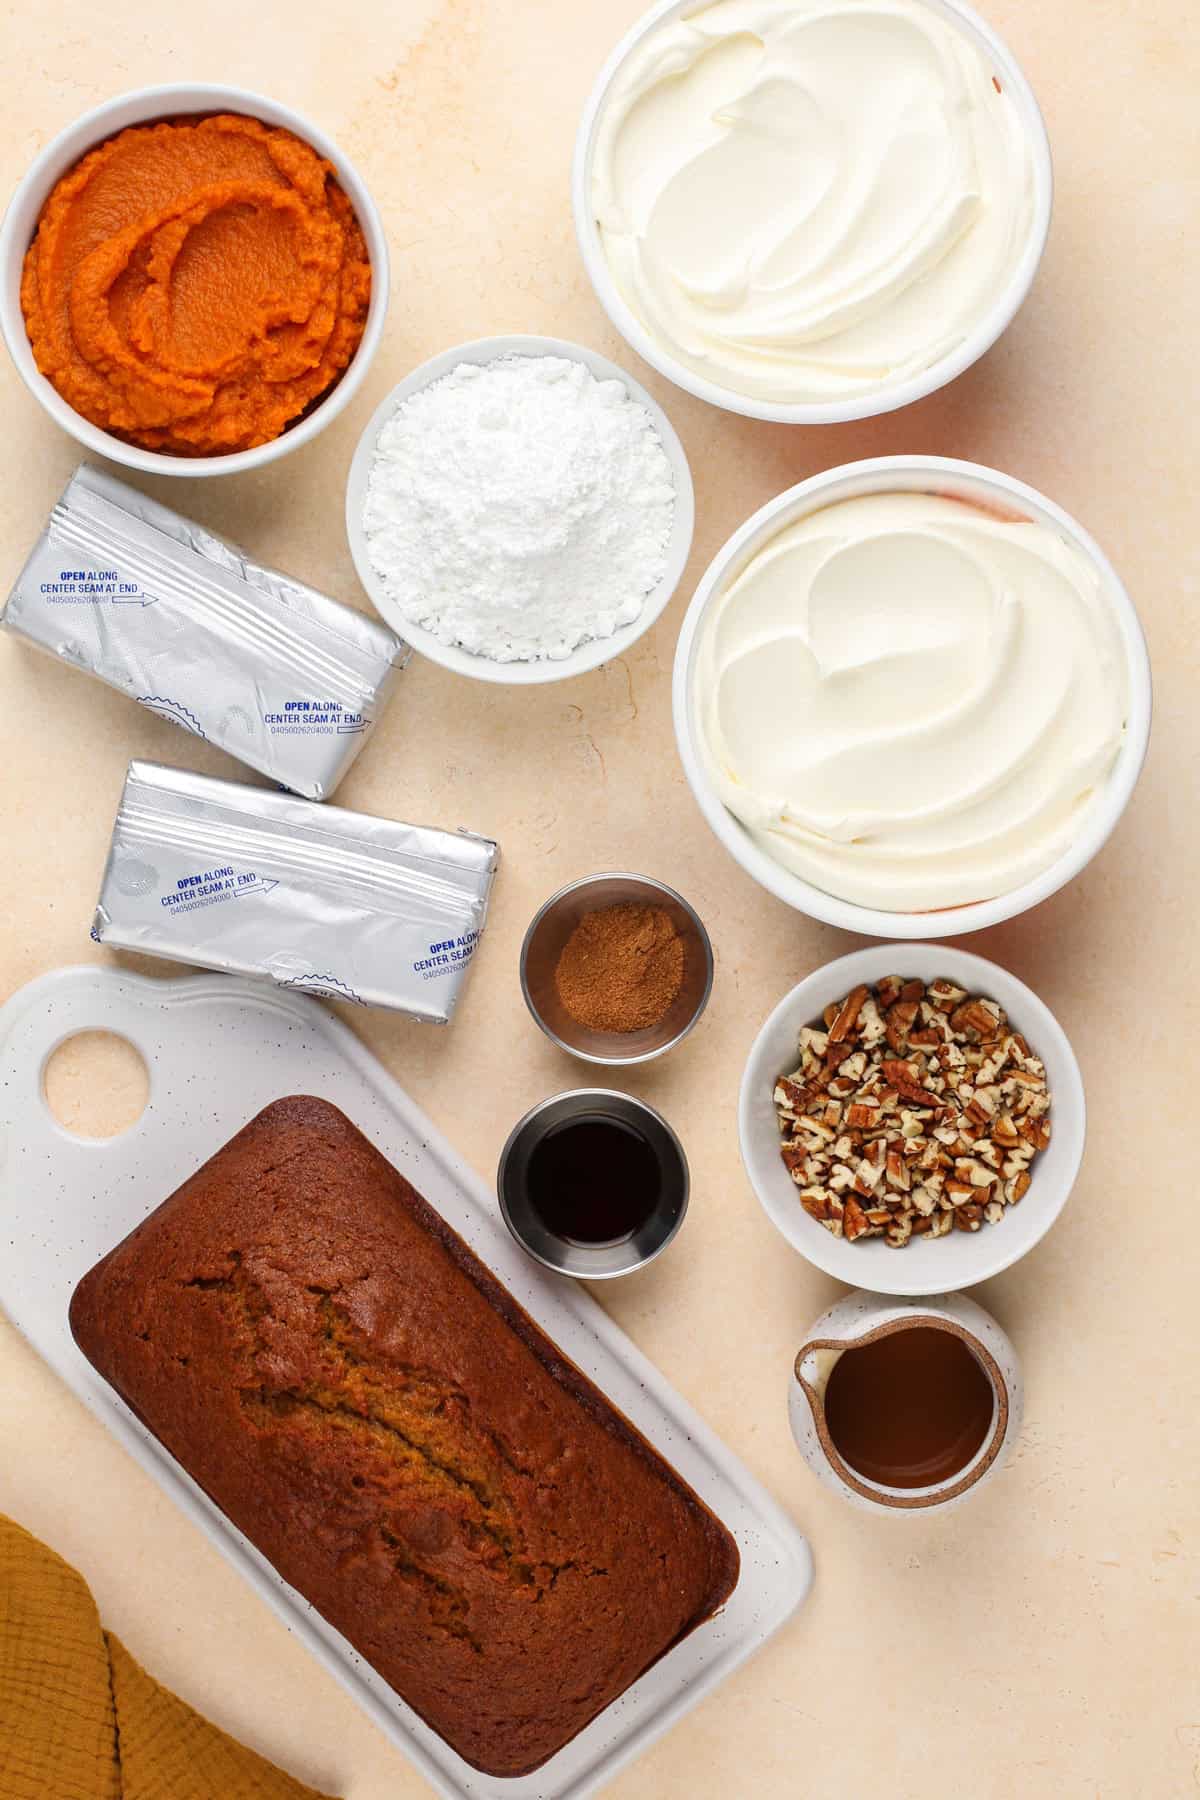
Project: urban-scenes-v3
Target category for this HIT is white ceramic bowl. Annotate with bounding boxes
[345,334,696,685]
[0,84,389,477]
[572,0,1054,426]
[673,455,1153,939]
[739,944,1086,1295]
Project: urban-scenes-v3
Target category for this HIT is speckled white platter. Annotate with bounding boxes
[0,966,812,1800]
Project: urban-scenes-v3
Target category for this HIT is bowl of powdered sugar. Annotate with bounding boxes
[345,334,694,682]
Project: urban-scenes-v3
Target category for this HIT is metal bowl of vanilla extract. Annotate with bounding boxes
[497,1089,689,1279]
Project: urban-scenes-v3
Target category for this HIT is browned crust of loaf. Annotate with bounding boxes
[69,1094,739,1777]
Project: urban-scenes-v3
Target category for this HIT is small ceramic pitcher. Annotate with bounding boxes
[790,1289,1022,1514]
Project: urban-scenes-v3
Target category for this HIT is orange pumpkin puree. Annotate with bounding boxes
[21,113,371,456]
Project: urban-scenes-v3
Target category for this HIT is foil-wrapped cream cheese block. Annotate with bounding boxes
[1,463,407,799]
[93,762,499,1023]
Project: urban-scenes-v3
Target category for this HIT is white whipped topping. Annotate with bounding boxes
[695,491,1130,911]
[592,0,1036,404]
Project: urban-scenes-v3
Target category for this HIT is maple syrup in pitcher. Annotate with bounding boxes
[823,1325,994,1489]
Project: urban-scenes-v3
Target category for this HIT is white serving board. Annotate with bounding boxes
[0,967,813,1800]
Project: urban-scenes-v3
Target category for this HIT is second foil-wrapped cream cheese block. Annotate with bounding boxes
[695,492,1130,912]
[591,0,1037,403]
[93,762,499,1022]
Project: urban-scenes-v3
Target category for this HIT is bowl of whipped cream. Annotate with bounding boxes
[574,0,1053,424]
[672,456,1152,937]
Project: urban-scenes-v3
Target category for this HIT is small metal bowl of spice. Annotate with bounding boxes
[520,872,713,1065]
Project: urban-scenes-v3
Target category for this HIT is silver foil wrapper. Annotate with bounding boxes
[93,762,499,1023]
[2,463,407,800]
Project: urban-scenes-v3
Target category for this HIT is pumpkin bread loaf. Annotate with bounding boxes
[68,1096,739,1777]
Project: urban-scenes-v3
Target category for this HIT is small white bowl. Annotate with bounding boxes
[345,334,696,685]
[0,84,389,477]
[572,0,1053,426]
[739,944,1086,1296]
[672,455,1153,939]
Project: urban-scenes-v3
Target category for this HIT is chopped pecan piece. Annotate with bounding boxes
[842,1196,871,1241]
[798,1114,837,1143]
[853,1155,883,1194]
[965,1085,998,1122]
[858,996,887,1047]
[893,1077,944,1110]
[951,998,1006,1041]
[885,1148,911,1192]
[827,984,870,1045]
[885,1000,921,1052]
[774,1078,810,1116]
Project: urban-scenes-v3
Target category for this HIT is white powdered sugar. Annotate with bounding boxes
[361,354,676,662]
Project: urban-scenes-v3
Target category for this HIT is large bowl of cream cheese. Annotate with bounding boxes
[672,457,1152,936]
[574,0,1053,423]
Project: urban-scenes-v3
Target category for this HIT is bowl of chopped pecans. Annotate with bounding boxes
[739,945,1086,1294]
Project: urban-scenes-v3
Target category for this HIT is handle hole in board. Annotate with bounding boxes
[42,1032,150,1140]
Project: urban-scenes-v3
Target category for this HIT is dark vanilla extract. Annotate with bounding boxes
[823,1326,994,1489]
[526,1115,660,1246]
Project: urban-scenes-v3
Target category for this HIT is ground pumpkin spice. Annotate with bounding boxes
[554,902,685,1033]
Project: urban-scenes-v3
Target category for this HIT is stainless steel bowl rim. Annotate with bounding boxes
[496,1086,690,1280]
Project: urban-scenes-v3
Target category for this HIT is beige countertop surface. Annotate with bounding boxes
[1,1,1197,1795]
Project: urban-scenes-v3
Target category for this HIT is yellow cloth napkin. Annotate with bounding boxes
[0,1515,339,1800]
